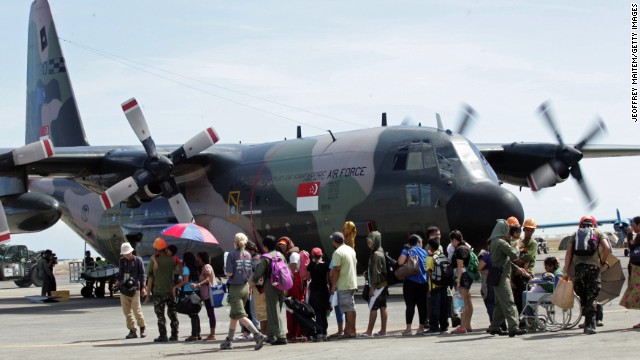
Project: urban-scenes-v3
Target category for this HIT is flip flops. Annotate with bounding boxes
[374,332,387,337]
[450,326,467,335]
[359,333,373,338]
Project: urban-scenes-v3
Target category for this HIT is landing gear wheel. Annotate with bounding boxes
[81,285,93,298]
[30,265,43,287]
[14,279,32,288]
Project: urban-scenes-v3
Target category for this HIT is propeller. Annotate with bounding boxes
[99,98,219,223]
[0,138,55,241]
[456,103,477,136]
[527,101,607,209]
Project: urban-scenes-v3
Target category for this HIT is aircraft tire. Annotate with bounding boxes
[14,279,32,288]
[30,265,43,287]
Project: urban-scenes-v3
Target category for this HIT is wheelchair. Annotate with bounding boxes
[519,275,581,332]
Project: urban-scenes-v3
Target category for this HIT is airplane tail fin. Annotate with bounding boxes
[25,0,89,147]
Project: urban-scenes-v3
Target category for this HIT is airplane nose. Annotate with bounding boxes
[446,182,524,246]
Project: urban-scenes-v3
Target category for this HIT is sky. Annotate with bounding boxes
[0,0,637,259]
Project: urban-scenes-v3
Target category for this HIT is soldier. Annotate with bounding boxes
[487,219,527,338]
[563,216,610,335]
[146,238,179,342]
[251,235,287,345]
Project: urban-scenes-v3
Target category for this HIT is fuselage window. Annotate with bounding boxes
[405,183,431,207]
[394,141,435,171]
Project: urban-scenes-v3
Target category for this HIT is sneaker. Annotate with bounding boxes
[254,333,266,350]
[584,328,597,335]
[220,337,233,350]
[153,335,168,343]
[424,330,440,336]
[596,320,604,327]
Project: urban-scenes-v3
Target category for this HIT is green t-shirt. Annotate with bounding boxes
[332,244,357,291]
[146,255,177,294]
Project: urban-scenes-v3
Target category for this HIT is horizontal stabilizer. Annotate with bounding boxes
[0,202,10,242]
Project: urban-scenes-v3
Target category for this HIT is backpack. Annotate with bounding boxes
[261,253,293,291]
[298,250,311,281]
[573,228,599,256]
[383,252,400,286]
[431,253,454,286]
[466,248,481,281]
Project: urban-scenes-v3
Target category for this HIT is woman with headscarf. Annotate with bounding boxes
[277,236,304,340]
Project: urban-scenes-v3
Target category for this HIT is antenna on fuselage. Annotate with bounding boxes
[297,126,302,139]
[382,113,387,127]
[327,130,336,142]
[436,113,444,131]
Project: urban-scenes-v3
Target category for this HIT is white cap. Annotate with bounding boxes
[120,242,134,255]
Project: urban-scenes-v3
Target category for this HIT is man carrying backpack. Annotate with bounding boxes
[251,235,288,345]
[425,237,451,335]
[562,216,611,335]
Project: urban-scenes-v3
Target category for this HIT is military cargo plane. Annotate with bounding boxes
[2,0,639,271]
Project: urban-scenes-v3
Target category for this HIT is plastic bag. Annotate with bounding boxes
[551,277,574,309]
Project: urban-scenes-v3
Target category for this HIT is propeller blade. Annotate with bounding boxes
[526,163,558,191]
[436,113,444,131]
[575,116,607,150]
[168,193,194,224]
[0,202,10,242]
[122,98,157,159]
[99,176,140,210]
[170,127,219,164]
[537,101,564,146]
[11,139,54,166]
[456,104,476,136]
[570,163,597,210]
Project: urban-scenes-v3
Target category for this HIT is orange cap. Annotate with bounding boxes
[507,216,521,227]
[523,218,537,229]
[153,238,167,250]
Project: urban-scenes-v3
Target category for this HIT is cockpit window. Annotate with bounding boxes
[393,141,436,171]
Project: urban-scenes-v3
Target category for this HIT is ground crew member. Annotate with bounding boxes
[146,238,179,342]
[487,219,526,338]
[513,218,538,316]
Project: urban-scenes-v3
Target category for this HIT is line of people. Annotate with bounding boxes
[114,215,640,348]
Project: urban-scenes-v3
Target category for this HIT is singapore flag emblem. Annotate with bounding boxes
[297,182,320,212]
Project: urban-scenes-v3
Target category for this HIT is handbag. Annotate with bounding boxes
[210,284,228,308]
[394,250,420,280]
[486,267,502,287]
[630,245,640,265]
[362,283,370,302]
[176,291,202,315]
[551,277,574,309]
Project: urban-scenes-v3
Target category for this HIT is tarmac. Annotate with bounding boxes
[0,248,637,359]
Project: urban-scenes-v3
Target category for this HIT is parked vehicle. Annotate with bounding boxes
[536,238,549,254]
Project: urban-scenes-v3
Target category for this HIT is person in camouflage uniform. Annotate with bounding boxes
[146,238,179,342]
[563,216,610,335]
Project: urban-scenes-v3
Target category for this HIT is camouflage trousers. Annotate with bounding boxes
[574,263,601,330]
[154,293,179,337]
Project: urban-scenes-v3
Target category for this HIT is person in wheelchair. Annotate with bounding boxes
[527,257,563,294]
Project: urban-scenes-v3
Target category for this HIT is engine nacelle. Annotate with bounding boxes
[2,192,61,233]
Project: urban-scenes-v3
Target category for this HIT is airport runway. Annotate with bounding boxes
[0,249,636,359]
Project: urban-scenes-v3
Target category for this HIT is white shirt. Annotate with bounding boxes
[447,243,455,261]
[289,252,300,272]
